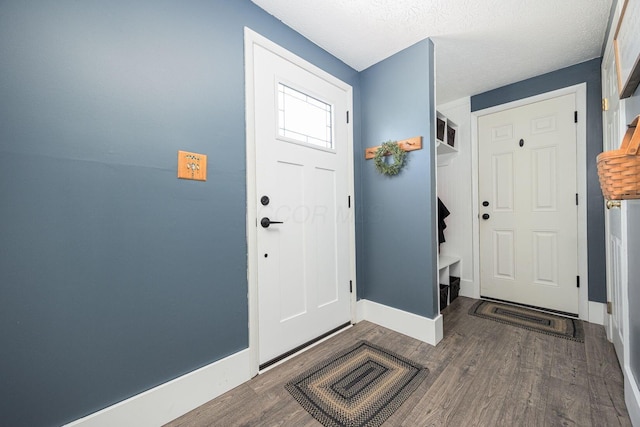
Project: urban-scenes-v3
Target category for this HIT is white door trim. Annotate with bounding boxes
[471,83,589,320]
[244,27,356,377]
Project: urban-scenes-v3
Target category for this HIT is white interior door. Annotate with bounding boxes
[251,42,352,366]
[602,48,625,366]
[478,94,579,314]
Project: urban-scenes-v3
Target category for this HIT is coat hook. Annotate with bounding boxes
[363,136,422,159]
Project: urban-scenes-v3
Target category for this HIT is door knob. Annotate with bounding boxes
[482,213,490,220]
[260,217,284,228]
[606,200,621,209]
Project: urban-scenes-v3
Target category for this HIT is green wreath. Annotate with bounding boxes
[374,140,406,176]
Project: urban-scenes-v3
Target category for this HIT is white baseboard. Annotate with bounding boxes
[65,349,251,427]
[356,299,443,346]
[588,301,606,325]
[626,369,640,427]
[458,278,475,299]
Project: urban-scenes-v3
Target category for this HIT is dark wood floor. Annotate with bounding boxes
[165,297,631,426]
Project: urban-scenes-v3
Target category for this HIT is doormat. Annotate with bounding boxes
[285,341,429,427]
[469,300,584,342]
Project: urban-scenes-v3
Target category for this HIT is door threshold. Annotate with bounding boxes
[259,322,352,373]
[480,296,578,318]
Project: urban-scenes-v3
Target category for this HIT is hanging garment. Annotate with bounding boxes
[438,197,450,247]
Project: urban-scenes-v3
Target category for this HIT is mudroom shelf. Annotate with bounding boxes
[438,254,461,313]
[438,254,460,270]
[436,140,457,156]
[436,111,459,166]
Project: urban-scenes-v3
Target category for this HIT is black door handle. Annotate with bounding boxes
[482,213,490,220]
[260,217,284,228]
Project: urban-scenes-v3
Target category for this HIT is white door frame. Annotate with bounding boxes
[471,83,589,320]
[244,27,357,376]
[600,1,640,419]
[601,42,627,356]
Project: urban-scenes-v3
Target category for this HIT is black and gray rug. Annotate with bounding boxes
[469,300,584,342]
[285,341,429,427]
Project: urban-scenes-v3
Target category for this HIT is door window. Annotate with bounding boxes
[278,83,333,150]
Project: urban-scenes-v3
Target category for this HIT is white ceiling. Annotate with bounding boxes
[251,0,613,104]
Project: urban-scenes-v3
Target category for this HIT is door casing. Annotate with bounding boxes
[601,44,627,363]
[471,83,589,320]
[244,27,357,376]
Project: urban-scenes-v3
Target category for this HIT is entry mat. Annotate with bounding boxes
[285,341,429,427]
[469,300,584,342]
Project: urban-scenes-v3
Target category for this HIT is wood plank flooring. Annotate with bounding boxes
[165,297,631,426]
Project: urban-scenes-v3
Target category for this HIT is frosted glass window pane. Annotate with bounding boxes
[278,83,333,149]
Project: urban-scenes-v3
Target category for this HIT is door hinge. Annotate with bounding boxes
[576,193,579,205]
[346,111,350,124]
[348,195,351,208]
[607,301,613,314]
[576,276,580,288]
[574,111,578,123]
[349,280,353,293]
[602,98,609,111]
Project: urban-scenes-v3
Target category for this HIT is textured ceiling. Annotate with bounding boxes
[251,0,612,103]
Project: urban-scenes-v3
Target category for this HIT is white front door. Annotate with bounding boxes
[478,94,579,314]
[602,47,625,366]
[249,37,353,366]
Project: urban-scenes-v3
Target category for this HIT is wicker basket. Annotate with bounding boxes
[597,115,640,200]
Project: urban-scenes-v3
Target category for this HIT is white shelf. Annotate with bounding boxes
[438,254,460,270]
[436,141,458,166]
[436,141,458,155]
[438,254,461,313]
[436,111,458,166]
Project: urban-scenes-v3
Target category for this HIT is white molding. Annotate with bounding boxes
[244,27,356,376]
[575,84,589,321]
[356,300,443,345]
[470,104,481,302]
[471,83,590,320]
[621,201,632,380]
[245,27,260,378]
[65,349,251,427]
[603,0,625,63]
[588,301,606,325]
[439,96,471,111]
[625,370,640,427]
[458,278,475,299]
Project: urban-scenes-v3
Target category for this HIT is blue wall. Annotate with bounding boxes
[359,40,438,317]
[471,58,606,303]
[0,1,359,426]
